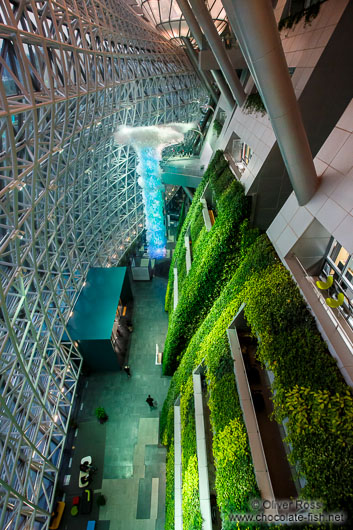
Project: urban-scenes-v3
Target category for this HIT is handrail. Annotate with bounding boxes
[290,255,353,354]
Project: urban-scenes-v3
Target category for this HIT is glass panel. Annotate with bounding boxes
[329,241,349,270]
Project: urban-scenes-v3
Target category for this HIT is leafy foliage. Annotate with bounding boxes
[213,119,223,137]
[164,170,211,314]
[243,93,266,116]
[275,386,353,515]
[163,154,250,375]
[278,0,327,30]
[182,455,203,530]
[189,203,204,246]
[161,150,353,528]
[214,418,258,523]
[180,377,196,472]
[177,245,187,295]
[95,406,108,420]
[243,264,346,399]
[165,443,175,530]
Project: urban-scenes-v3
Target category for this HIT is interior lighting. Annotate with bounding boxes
[69,311,73,317]
[137,146,167,258]
[54,414,58,422]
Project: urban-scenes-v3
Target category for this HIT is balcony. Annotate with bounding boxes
[286,254,353,387]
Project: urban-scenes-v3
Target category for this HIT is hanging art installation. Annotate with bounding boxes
[115,123,194,258]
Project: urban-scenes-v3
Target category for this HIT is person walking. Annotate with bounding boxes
[124,365,131,378]
[146,395,155,409]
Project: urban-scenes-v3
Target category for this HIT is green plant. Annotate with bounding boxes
[95,406,108,422]
[162,147,353,525]
[182,454,203,530]
[179,376,202,530]
[96,494,106,506]
[243,93,266,116]
[177,245,187,294]
[214,418,258,520]
[278,0,327,31]
[189,203,204,245]
[162,229,353,524]
[163,157,250,375]
[164,167,211,315]
[213,119,223,137]
[165,443,175,530]
[275,386,353,516]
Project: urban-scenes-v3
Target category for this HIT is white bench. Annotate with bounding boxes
[155,344,162,365]
[79,456,92,488]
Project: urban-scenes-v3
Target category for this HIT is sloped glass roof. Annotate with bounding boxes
[0,0,206,526]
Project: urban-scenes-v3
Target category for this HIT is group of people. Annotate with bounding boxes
[80,462,97,486]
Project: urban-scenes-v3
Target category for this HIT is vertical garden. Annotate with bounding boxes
[161,152,353,529]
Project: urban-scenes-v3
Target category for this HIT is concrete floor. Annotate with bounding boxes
[61,275,171,530]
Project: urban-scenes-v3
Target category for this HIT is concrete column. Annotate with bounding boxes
[222,0,318,205]
[211,70,235,110]
[176,0,203,49]
[187,0,246,107]
[177,0,235,108]
[182,37,218,103]
[183,38,234,109]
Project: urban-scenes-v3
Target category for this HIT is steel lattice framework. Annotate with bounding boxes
[0,0,205,527]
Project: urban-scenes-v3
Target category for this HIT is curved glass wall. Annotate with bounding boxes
[0,0,205,526]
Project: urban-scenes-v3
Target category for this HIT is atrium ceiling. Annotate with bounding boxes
[136,0,228,45]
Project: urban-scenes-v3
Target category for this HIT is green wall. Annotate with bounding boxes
[162,152,353,529]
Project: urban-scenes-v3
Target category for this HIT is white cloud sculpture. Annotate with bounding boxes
[114,122,195,151]
[115,123,194,259]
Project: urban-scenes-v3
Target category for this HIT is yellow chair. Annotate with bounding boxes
[316,275,333,290]
[326,292,345,308]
